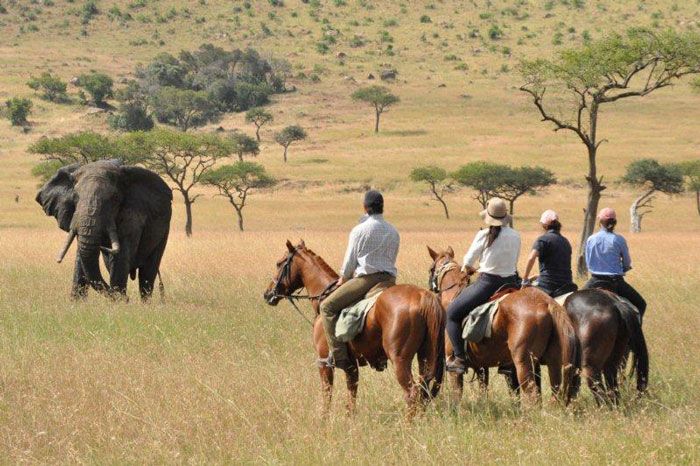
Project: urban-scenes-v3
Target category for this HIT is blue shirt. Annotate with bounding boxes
[585,229,632,276]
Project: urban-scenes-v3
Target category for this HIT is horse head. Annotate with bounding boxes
[263,239,307,306]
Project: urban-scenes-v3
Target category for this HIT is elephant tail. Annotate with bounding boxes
[158,270,165,302]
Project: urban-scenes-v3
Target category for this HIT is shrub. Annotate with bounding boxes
[76,72,113,105]
[419,15,431,23]
[5,97,32,126]
[108,103,154,131]
[27,72,68,102]
[488,24,503,40]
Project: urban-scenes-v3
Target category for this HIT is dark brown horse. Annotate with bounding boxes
[264,240,445,416]
[427,246,580,404]
[564,289,648,404]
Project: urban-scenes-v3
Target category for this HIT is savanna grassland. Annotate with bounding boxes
[0,0,699,463]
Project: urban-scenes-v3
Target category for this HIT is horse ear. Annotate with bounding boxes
[286,240,295,252]
[427,246,438,260]
[298,239,306,249]
[446,246,455,258]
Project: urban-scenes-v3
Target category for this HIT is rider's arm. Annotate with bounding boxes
[618,235,632,272]
[339,229,359,280]
[523,249,539,281]
[462,230,486,271]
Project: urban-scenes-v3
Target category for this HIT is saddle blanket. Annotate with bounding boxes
[335,292,382,343]
[461,294,509,343]
[555,292,574,307]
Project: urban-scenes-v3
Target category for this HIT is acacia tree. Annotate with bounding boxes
[623,159,684,232]
[452,162,554,226]
[351,85,400,133]
[202,162,276,231]
[498,166,556,223]
[680,160,700,218]
[129,129,233,236]
[274,125,307,162]
[409,165,454,219]
[151,87,219,131]
[245,108,273,141]
[451,161,512,208]
[26,72,68,102]
[229,132,260,162]
[520,28,700,275]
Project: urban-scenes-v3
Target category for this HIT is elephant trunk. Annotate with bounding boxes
[77,236,109,292]
[56,229,77,263]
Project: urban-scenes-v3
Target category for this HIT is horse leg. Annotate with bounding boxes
[476,367,489,395]
[546,363,562,404]
[603,364,620,406]
[583,365,605,406]
[318,366,334,415]
[393,357,420,421]
[344,362,359,415]
[513,356,539,405]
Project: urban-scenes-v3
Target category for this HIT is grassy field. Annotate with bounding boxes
[1,0,699,463]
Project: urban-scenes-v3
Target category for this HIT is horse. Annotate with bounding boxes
[427,246,580,404]
[564,289,648,404]
[263,240,446,417]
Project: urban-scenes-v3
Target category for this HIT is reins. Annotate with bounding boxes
[270,248,339,327]
[430,260,470,295]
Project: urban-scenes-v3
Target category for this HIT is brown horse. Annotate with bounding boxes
[427,246,580,404]
[264,240,445,416]
[564,288,648,404]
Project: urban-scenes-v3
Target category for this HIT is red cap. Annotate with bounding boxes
[598,207,616,221]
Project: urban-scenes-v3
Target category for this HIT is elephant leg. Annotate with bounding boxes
[71,254,89,299]
[108,245,131,298]
[138,236,167,301]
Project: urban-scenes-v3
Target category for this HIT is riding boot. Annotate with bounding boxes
[320,309,350,364]
[446,356,468,375]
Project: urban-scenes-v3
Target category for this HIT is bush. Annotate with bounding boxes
[26,72,68,102]
[5,97,32,126]
[108,103,154,131]
[76,72,113,105]
[488,24,503,40]
[419,15,431,23]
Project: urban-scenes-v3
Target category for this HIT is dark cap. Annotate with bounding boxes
[363,190,384,212]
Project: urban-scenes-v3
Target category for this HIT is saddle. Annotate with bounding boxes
[334,278,395,343]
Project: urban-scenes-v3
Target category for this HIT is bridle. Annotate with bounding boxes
[429,258,469,294]
[269,248,339,326]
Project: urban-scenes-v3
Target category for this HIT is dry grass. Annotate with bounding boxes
[0,0,699,463]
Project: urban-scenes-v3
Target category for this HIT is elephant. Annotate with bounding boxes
[36,159,172,300]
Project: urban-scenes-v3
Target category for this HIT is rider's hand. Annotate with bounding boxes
[464,266,477,276]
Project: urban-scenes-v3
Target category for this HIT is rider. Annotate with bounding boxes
[522,210,576,297]
[584,207,647,318]
[319,190,400,371]
[446,197,521,375]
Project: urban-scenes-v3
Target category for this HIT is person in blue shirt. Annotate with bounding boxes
[584,207,647,318]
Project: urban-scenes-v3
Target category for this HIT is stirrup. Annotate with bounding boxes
[446,357,468,375]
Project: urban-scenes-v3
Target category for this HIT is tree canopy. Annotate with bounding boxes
[274,125,307,162]
[26,72,68,103]
[202,162,276,231]
[680,160,700,218]
[623,158,684,232]
[409,165,454,219]
[76,72,114,106]
[228,132,260,162]
[351,85,400,133]
[245,108,273,141]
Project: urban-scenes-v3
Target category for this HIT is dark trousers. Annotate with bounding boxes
[585,275,647,318]
[446,273,515,359]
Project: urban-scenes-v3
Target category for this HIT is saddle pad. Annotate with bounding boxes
[555,292,575,307]
[335,292,382,343]
[461,294,508,343]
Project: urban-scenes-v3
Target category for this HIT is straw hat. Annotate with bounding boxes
[480,198,511,227]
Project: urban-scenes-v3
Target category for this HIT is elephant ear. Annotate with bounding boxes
[35,163,80,232]
[119,166,173,219]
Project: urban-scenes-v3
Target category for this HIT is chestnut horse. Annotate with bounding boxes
[264,240,445,416]
[564,289,648,404]
[427,246,580,404]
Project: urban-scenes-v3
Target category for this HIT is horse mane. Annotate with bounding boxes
[300,248,340,279]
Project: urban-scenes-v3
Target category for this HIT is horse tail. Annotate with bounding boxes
[547,301,581,404]
[615,301,649,393]
[418,291,446,399]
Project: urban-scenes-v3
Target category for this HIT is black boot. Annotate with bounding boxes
[318,355,354,372]
[446,356,468,375]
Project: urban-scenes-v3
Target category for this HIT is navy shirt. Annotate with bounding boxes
[533,230,573,290]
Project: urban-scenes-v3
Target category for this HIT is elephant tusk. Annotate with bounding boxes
[101,226,120,255]
[57,229,77,263]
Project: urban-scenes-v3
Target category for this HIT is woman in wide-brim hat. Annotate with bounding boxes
[445,198,522,375]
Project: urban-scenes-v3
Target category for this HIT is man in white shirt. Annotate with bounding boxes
[319,190,400,371]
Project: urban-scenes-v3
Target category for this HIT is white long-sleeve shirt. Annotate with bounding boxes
[462,227,521,277]
[340,214,399,279]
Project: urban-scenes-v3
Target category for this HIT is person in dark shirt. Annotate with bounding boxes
[522,210,576,297]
